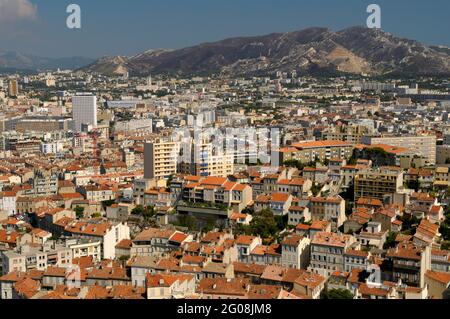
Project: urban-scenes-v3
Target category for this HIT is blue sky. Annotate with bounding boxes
[1,0,449,58]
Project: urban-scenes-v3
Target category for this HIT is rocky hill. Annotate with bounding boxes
[81,26,450,77]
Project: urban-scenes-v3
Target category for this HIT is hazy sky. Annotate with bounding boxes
[1,0,449,58]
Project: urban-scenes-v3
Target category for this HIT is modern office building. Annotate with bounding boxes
[72,94,97,133]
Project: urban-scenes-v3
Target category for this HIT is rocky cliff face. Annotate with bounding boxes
[82,26,450,77]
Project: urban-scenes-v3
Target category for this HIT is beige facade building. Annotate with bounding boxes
[8,80,19,97]
[277,140,353,164]
[309,232,356,277]
[179,139,234,177]
[424,270,450,299]
[281,234,311,270]
[362,135,436,165]
[146,274,196,299]
[309,196,347,232]
[354,167,404,201]
[436,145,450,164]
[324,124,374,144]
[144,140,180,180]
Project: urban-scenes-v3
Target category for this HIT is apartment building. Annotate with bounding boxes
[324,124,374,144]
[309,232,357,277]
[8,79,19,97]
[424,270,450,299]
[250,168,310,198]
[354,167,404,201]
[431,249,450,273]
[15,116,72,133]
[64,220,130,259]
[277,140,353,164]
[249,244,281,266]
[344,249,370,272]
[1,238,102,275]
[309,196,346,232]
[235,235,262,263]
[131,228,192,257]
[254,193,293,216]
[178,138,234,177]
[80,185,116,202]
[33,172,58,196]
[288,206,310,226]
[1,242,72,274]
[133,178,159,205]
[362,135,436,165]
[386,242,431,288]
[180,176,253,213]
[281,235,310,270]
[0,191,17,216]
[67,238,102,261]
[144,140,180,180]
[340,160,372,189]
[146,273,196,299]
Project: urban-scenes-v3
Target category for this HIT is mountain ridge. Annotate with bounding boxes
[81,26,450,77]
[0,51,95,71]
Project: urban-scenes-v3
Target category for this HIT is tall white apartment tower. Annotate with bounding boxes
[72,94,97,132]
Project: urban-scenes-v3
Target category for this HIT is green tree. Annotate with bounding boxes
[118,255,129,264]
[248,209,278,238]
[383,231,398,249]
[74,206,85,219]
[177,215,196,230]
[131,205,145,215]
[441,241,450,251]
[310,184,322,196]
[284,159,305,171]
[241,207,254,215]
[443,289,450,299]
[143,205,156,220]
[400,214,421,233]
[440,223,450,241]
[275,215,288,232]
[202,217,216,233]
[347,156,357,165]
[102,199,116,208]
[321,289,354,299]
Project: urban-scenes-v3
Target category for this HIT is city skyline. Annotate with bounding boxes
[1,0,450,305]
[1,0,449,58]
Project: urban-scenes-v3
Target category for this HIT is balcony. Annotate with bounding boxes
[177,201,231,217]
